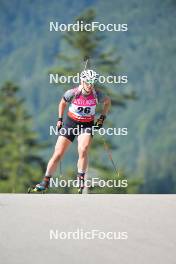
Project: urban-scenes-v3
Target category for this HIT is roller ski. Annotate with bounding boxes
[77,174,85,194]
[28,176,51,193]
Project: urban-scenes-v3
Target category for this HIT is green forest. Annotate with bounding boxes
[0,0,176,193]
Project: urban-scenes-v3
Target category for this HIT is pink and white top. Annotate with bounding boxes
[63,87,105,122]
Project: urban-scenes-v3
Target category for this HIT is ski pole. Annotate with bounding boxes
[83,56,89,70]
[102,137,119,177]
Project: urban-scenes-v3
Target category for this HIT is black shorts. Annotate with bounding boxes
[59,115,94,142]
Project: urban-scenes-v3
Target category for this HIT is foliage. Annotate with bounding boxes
[0,82,46,192]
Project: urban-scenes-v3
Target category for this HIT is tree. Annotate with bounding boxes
[0,82,46,192]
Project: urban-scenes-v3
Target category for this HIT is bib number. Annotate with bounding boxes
[77,107,91,114]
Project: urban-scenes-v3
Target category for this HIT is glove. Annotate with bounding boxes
[57,117,63,131]
[95,115,106,129]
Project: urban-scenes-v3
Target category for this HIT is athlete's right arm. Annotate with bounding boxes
[58,98,67,119]
[58,88,75,118]
[57,89,75,129]
[56,98,67,130]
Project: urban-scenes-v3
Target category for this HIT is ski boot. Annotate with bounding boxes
[77,174,85,194]
[28,176,51,193]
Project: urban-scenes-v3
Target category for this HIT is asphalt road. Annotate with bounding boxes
[0,195,175,264]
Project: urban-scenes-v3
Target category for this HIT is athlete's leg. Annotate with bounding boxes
[33,129,74,191]
[45,136,71,176]
[77,133,92,172]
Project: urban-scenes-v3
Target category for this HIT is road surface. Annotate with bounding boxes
[0,194,175,264]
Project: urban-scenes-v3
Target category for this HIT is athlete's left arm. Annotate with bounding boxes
[95,96,111,128]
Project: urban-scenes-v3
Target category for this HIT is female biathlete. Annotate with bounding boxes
[33,69,111,192]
